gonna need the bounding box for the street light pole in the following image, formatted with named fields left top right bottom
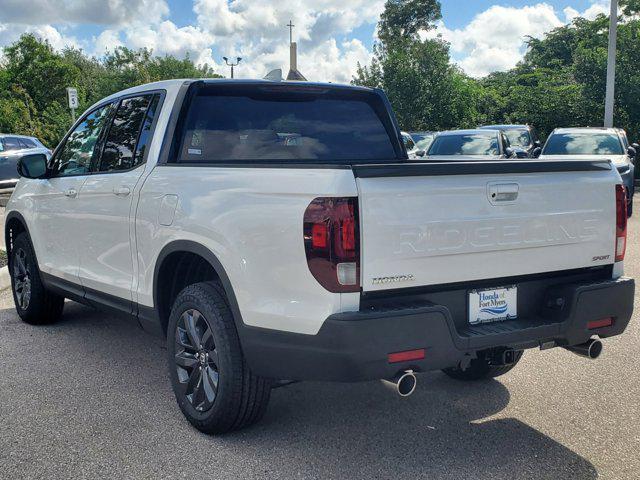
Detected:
left=604, top=0, right=618, bottom=127
left=223, top=56, right=242, bottom=79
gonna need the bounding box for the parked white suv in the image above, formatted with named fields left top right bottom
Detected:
left=6, top=80, right=635, bottom=434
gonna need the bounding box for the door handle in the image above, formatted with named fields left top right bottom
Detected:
left=113, top=186, right=131, bottom=197
left=64, top=188, right=78, bottom=198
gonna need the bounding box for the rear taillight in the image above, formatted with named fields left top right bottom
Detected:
left=615, top=184, right=628, bottom=262
left=303, top=197, right=360, bottom=293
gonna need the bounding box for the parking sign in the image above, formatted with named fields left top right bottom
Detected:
left=66, top=87, right=79, bottom=109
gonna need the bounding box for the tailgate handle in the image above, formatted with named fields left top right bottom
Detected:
left=488, top=183, right=519, bottom=203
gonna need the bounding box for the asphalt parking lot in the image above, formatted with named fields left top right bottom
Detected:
left=0, top=214, right=638, bottom=479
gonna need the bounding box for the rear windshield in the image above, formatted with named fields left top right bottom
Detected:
left=176, top=84, right=398, bottom=163
left=543, top=133, right=623, bottom=155
left=428, top=133, right=500, bottom=156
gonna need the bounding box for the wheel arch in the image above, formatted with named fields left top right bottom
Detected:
left=152, top=240, right=246, bottom=337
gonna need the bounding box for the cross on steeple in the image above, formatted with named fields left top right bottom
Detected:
left=287, top=20, right=295, bottom=45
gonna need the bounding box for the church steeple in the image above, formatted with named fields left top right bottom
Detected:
left=286, top=19, right=307, bottom=81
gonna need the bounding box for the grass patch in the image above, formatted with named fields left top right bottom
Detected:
left=0, top=250, right=7, bottom=269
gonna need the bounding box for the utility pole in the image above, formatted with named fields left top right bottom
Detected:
left=604, top=0, right=618, bottom=127
left=223, top=57, right=242, bottom=79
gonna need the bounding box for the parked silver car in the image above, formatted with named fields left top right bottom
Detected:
left=0, top=134, right=51, bottom=191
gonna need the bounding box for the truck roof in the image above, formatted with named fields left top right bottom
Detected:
left=88, top=79, right=377, bottom=118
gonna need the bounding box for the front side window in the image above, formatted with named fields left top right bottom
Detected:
left=413, top=133, right=435, bottom=151
left=428, top=133, right=500, bottom=156
left=176, top=85, right=397, bottom=163
left=402, top=134, right=416, bottom=151
left=543, top=133, right=624, bottom=155
left=98, top=94, right=156, bottom=172
left=51, top=103, right=114, bottom=176
left=504, top=129, right=531, bottom=147
left=18, top=138, right=37, bottom=149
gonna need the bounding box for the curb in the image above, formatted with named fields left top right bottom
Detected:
left=0, top=266, right=10, bottom=291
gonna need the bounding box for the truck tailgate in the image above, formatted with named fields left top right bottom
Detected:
left=355, top=161, right=617, bottom=292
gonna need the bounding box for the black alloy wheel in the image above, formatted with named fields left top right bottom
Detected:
left=174, top=309, right=220, bottom=412
left=12, top=247, right=32, bottom=310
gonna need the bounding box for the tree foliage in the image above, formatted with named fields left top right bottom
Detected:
left=0, top=34, right=221, bottom=147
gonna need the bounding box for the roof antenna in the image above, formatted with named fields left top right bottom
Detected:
left=263, top=68, right=283, bottom=82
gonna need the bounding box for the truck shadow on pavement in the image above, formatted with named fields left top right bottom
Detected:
left=245, top=377, right=598, bottom=479
left=1, top=300, right=598, bottom=480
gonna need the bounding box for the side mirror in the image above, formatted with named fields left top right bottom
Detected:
left=515, top=150, right=529, bottom=159
left=17, top=153, right=48, bottom=179
left=415, top=150, right=426, bottom=157
left=533, top=140, right=542, bottom=148
left=627, top=146, right=637, bottom=158
left=505, top=147, right=515, bottom=158
left=532, top=147, right=542, bottom=158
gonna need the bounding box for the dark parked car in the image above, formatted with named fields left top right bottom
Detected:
left=0, top=134, right=51, bottom=191
left=479, top=124, right=541, bottom=157
left=426, top=129, right=518, bottom=160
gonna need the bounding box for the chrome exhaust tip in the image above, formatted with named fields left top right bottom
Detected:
left=564, top=338, right=603, bottom=360
left=382, top=370, right=417, bottom=397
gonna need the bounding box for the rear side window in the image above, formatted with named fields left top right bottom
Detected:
left=3, top=137, right=21, bottom=151
left=176, top=85, right=397, bottom=163
left=98, top=94, right=158, bottom=172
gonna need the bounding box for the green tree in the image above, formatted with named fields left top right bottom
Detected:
left=354, top=0, right=484, bottom=130
left=0, top=34, right=222, bottom=147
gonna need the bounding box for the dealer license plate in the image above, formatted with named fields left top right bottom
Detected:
left=468, top=286, right=517, bottom=325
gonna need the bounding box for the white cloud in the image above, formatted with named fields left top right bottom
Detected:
left=189, top=0, right=385, bottom=81
left=427, top=1, right=615, bottom=78
left=426, top=3, right=564, bottom=77
left=0, top=22, right=82, bottom=52
left=0, top=0, right=170, bottom=26
left=0, top=0, right=616, bottom=81
left=564, top=1, right=609, bottom=22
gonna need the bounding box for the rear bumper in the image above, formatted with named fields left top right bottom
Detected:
left=241, top=277, right=635, bottom=382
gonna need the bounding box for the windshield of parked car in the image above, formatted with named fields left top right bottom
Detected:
left=411, top=132, right=436, bottom=151
left=428, top=133, right=500, bottom=156
left=543, top=133, right=624, bottom=155
left=177, top=84, right=398, bottom=163
left=504, top=129, right=531, bottom=147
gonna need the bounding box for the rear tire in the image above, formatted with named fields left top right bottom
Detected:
left=167, top=281, right=272, bottom=434
left=442, top=350, right=523, bottom=381
left=10, top=232, right=64, bottom=325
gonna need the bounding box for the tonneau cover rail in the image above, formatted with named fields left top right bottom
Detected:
left=352, top=160, right=612, bottom=178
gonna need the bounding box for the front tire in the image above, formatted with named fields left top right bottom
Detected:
left=167, top=282, right=271, bottom=434
left=442, top=350, right=523, bottom=381
left=10, top=232, right=64, bottom=325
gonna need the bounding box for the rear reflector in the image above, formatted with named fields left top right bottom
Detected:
left=615, top=184, right=628, bottom=262
left=388, top=349, right=425, bottom=364
left=587, top=317, right=614, bottom=330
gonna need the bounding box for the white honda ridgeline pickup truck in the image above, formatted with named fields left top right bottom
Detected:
left=6, top=80, right=635, bottom=434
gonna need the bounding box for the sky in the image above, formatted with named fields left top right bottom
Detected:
left=0, top=0, right=612, bottom=81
